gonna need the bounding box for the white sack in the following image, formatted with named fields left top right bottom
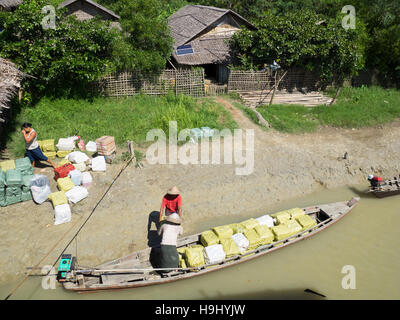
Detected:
left=54, top=203, right=71, bottom=225
left=66, top=151, right=89, bottom=164
left=90, top=156, right=106, bottom=172
left=255, top=214, right=275, bottom=228
left=203, top=244, right=226, bottom=264
left=65, top=186, right=88, bottom=204
left=231, top=233, right=249, bottom=253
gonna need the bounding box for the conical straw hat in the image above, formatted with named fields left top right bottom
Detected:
left=167, top=186, right=180, bottom=195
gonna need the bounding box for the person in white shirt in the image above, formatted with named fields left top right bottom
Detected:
left=21, top=123, right=56, bottom=168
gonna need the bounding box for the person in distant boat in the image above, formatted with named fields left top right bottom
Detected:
left=21, top=123, right=56, bottom=168
left=368, top=174, right=382, bottom=189
left=159, top=186, right=182, bottom=223
left=157, top=213, right=183, bottom=273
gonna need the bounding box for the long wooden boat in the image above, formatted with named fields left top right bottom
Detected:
left=61, top=197, right=359, bottom=293
left=369, top=176, right=400, bottom=198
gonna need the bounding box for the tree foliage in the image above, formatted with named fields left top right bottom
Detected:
left=231, top=10, right=367, bottom=84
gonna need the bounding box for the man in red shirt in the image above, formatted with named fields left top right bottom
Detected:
left=159, top=186, right=182, bottom=223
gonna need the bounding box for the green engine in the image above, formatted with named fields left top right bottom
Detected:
left=57, top=254, right=76, bottom=282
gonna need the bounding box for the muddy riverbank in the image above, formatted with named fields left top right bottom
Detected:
left=1, top=101, right=400, bottom=292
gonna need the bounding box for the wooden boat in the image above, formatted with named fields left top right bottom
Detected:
left=369, top=176, right=400, bottom=198
left=61, top=197, right=359, bottom=293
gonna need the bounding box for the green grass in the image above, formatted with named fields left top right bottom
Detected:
left=252, top=86, right=400, bottom=133
left=5, top=93, right=238, bottom=158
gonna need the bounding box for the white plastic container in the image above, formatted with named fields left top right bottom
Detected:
left=54, top=203, right=71, bottom=225
left=90, top=156, right=106, bottom=172
left=81, top=172, right=93, bottom=188
left=231, top=233, right=249, bottom=253
left=255, top=214, right=275, bottom=228
left=65, top=186, right=88, bottom=204
left=68, top=169, right=82, bottom=186
left=203, top=244, right=226, bottom=265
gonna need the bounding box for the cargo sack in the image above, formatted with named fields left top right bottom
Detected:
left=185, top=246, right=205, bottom=268
left=81, top=172, right=92, bottom=188
left=255, top=214, right=275, bottom=228
left=231, top=233, right=249, bottom=253
left=66, top=151, right=89, bottom=164
left=57, top=177, right=75, bottom=192
left=243, top=229, right=262, bottom=250
left=0, top=187, right=6, bottom=207
left=240, top=218, right=259, bottom=230
left=177, top=247, right=187, bottom=258
left=65, top=186, right=88, bottom=204
left=43, top=151, right=57, bottom=159
left=48, top=191, right=68, bottom=208
left=90, top=156, right=106, bottom=172
left=6, top=169, right=22, bottom=186
left=30, top=175, right=51, bottom=204
left=200, top=230, right=220, bottom=247
left=0, top=170, right=5, bottom=188
left=56, top=138, right=75, bottom=151
left=56, top=150, right=71, bottom=158
left=179, top=256, right=187, bottom=269
left=73, top=162, right=86, bottom=172
left=5, top=186, right=22, bottom=205
left=38, top=139, right=55, bottom=152
left=212, top=225, right=233, bottom=240
left=285, top=219, right=302, bottom=236
left=296, top=215, right=317, bottom=231
left=21, top=174, right=34, bottom=187
left=68, top=170, right=82, bottom=186
left=85, top=141, right=97, bottom=152
left=54, top=203, right=71, bottom=225
left=0, top=160, right=16, bottom=172
left=54, top=163, right=75, bottom=180
left=271, top=224, right=292, bottom=241
left=15, top=157, right=33, bottom=175
left=287, top=208, right=305, bottom=219
left=220, top=238, right=240, bottom=257
left=254, top=225, right=274, bottom=245
left=203, top=244, right=226, bottom=264
left=95, top=136, right=116, bottom=156
left=272, top=211, right=291, bottom=225
left=229, top=223, right=246, bottom=234
left=21, top=189, right=32, bottom=202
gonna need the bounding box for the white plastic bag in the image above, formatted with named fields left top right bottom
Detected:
left=54, top=203, right=71, bottom=225
left=68, top=170, right=82, bottom=186
left=65, top=186, right=88, bottom=204
left=81, top=172, right=92, bottom=188
left=255, top=214, right=275, bottom=228
left=90, top=156, right=106, bottom=172
left=30, top=174, right=51, bottom=204
left=203, top=244, right=226, bottom=264
left=56, top=138, right=75, bottom=151
left=231, top=233, right=249, bottom=253
left=66, top=151, right=89, bottom=164
left=85, top=141, right=97, bottom=152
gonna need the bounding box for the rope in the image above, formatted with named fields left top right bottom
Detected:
left=4, top=154, right=136, bottom=300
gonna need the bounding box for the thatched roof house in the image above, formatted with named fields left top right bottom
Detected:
left=168, top=5, right=256, bottom=83
left=0, top=58, right=26, bottom=123
left=58, top=0, right=121, bottom=29
left=0, top=0, right=23, bottom=11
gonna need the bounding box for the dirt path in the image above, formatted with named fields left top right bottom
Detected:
left=1, top=97, right=400, bottom=290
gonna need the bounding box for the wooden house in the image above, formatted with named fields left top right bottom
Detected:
left=168, top=5, right=256, bottom=83
left=58, top=0, right=121, bottom=30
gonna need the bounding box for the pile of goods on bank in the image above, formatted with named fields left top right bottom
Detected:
left=178, top=208, right=317, bottom=268
left=0, top=136, right=117, bottom=226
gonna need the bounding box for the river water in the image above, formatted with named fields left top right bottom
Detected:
left=1, top=185, right=399, bottom=300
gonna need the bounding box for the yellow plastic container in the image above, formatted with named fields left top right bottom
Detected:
left=254, top=225, right=274, bottom=245
left=212, top=225, right=233, bottom=240
left=48, top=191, right=68, bottom=207
left=57, top=177, right=75, bottom=192
left=0, top=160, right=16, bottom=172
left=200, top=230, right=220, bottom=247
left=240, top=218, right=259, bottom=230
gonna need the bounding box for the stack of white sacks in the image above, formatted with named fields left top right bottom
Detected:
left=53, top=151, right=97, bottom=226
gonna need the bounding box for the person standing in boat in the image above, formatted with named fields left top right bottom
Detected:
left=21, top=123, right=56, bottom=168
left=368, top=174, right=383, bottom=189
left=157, top=213, right=183, bottom=273
left=159, top=186, right=182, bottom=223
